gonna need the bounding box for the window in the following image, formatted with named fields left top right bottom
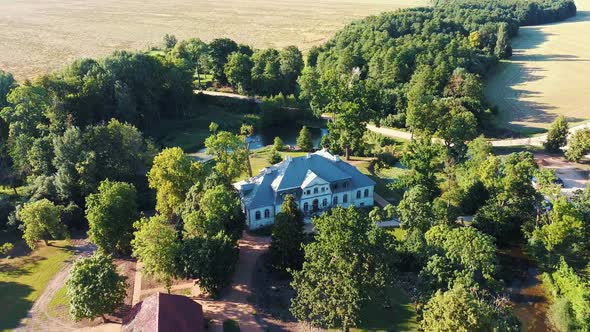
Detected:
left=321, top=187, right=325, bottom=192
left=343, top=194, right=348, bottom=203
left=364, top=189, right=369, bottom=198
left=343, top=182, right=347, bottom=188
left=314, top=188, right=318, bottom=194
left=360, top=203, right=365, bottom=207
left=304, top=202, right=309, bottom=211
left=264, top=209, right=270, bottom=218
left=356, top=190, right=361, bottom=199
left=334, top=184, right=338, bottom=190
left=333, top=196, right=338, bottom=205
left=323, top=198, right=328, bottom=207
left=306, top=190, right=311, bottom=195
left=255, top=211, right=261, bottom=220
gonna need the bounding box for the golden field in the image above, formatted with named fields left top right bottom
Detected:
left=0, top=0, right=426, bottom=80
left=485, top=0, right=590, bottom=134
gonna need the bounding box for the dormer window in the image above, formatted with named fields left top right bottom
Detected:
left=343, top=182, right=347, bottom=189
left=314, top=188, right=318, bottom=194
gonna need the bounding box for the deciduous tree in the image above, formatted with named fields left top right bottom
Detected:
left=147, top=147, right=203, bottom=217
left=132, top=214, right=180, bottom=292
left=67, top=253, right=126, bottom=321
left=18, top=199, right=66, bottom=249
left=270, top=195, right=305, bottom=273
left=86, top=180, right=138, bottom=255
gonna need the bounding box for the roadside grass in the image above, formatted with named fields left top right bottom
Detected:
left=0, top=240, right=73, bottom=330
left=47, top=285, right=69, bottom=320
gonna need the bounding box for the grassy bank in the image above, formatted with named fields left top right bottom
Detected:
left=0, top=240, right=73, bottom=330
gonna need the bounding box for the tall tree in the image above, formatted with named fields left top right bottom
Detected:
left=290, top=207, right=396, bottom=330
left=270, top=195, right=305, bottom=273
left=279, top=46, right=304, bottom=94
left=147, top=147, right=203, bottom=217
left=86, top=180, right=138, bottom=256
left=18, top=199, right=66, bottom=249
left=565, top=128, right=590, bottom=162
left=132, top=214, right=180, bottom=292
left=205, top=130, right=247, bottom=184
left=296, top=126, right=313, bottom=152
left=178, top=232, right=238, bottom=297
left=544, top=115, right=569, bottom=153
left=67, top=253, right=126, bottom=322
left=397, top=184, right=435, bottom=232
left=224, top=52, right=253, bottom=92
left=208, top=38, right=239, bottom=84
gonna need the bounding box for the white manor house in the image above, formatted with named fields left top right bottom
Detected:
left=233, top=149, right=375, bottom=229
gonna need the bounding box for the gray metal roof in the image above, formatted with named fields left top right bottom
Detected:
left=234, top=150, right=375, bottom=209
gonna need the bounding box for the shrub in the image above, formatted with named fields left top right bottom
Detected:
left=223, top=319, right=240, bottom=332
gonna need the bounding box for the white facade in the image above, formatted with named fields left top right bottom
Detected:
left=234, top=150, right=376, bottom=230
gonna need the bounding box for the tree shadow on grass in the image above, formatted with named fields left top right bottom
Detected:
left=0, top=255, right=45, bottom=277
left=0, top=282, right=34, bottom=331
left=356, top=286, right=417, bottom=332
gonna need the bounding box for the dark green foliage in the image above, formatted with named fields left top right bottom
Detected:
left=544, top=116, right=569, bottom=153
left=290, top=207, right=397, bottom=330
left=296, top=126, right=313, bottom=152
left=209, top=38, right=239, bottom=85
left=86, top=180, right=139, bottom=256
left=178, top=232, right=238, bottom=297
left=267, top=148, right=283, bottom=165
left=270, top=195, right=305, bottom=273
left=67, top=252, right=126, bottom=321
left=223, top=319, right=241, bottom=332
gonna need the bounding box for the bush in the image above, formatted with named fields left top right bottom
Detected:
left=548, top=297, right=575, bottom=332
left=223, top=319, right=240, bottom=332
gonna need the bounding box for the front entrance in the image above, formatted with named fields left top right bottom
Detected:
left=312, top=199, right=319, bottom=212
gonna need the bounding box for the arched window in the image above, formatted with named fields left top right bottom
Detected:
left=323, top=198, right=328, bottom=207
left=364, top=189, right=369, bottom=198
left=333, top=196, right=338, bottom=205
left=255, top=211, right=261, bottom=220
left=343, top=194, right=348, bottom=203
left=264, top=209, right=270, bottom=218
left=314, top=187, right=318, bottom=194
left=356, top=190, right=361, bottom=199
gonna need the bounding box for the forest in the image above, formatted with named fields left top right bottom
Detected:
left=0, top=0, right=587, bottom=330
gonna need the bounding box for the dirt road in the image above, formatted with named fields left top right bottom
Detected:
left=14, top=239, right=97, bottom=332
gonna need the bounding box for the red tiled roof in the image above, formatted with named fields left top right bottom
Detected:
left=122, top=292, right=204, bottom=332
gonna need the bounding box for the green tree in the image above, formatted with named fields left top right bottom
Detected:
left=208, top=38, right=239, bottom=84
left=251, top=48, right=282, bottom=96
left=290, top=207, right=396, bottom=330
left=270, top=195, right=305, bottom=273
left=224, top=52, right=253, bottom=92
left=205, top=130, right=248, bottom=184
left=132, top=214, right=180, bottom=292
left=273, top=136, right=285, bottom=151
left=279, top=46, right=304, bottom=94
left=397, top=184, right=435, bottom=232
left=421, top=286, right=519, bottom=332
left=18, top=199, right=66, bottom=249
left=0, top=69, right=15, bottom=108
left=422, top=225, right=498, bottom=291
left=267, top=148, right=283, bottom=165
left=297, top=126, right=313, bottom=152
left=86, top=180, right=138, bottom=256
left=545, top=116, right=569, bottom=153
left=565, top=128, right=590, bottom=162
left=147, top=147, right=203, bottom=217
left=198, top=185, right=244, bottom=240
left=178, top=232, right=238, bottom=297
left=67, top=252, right=126, bottom=321
left=494, top=23, right=512, bottom=59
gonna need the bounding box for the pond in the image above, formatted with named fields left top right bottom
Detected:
left=248, top=125, right=328, bottom=150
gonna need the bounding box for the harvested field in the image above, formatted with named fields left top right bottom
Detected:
left=0, top=0, right=426, bottom=80
left=485, top=0, right=590, bottom=135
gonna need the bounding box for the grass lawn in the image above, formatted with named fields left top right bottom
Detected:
left=0, top=240, right=73, bottom=330
left=327, top=285, right=418, bottom=332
